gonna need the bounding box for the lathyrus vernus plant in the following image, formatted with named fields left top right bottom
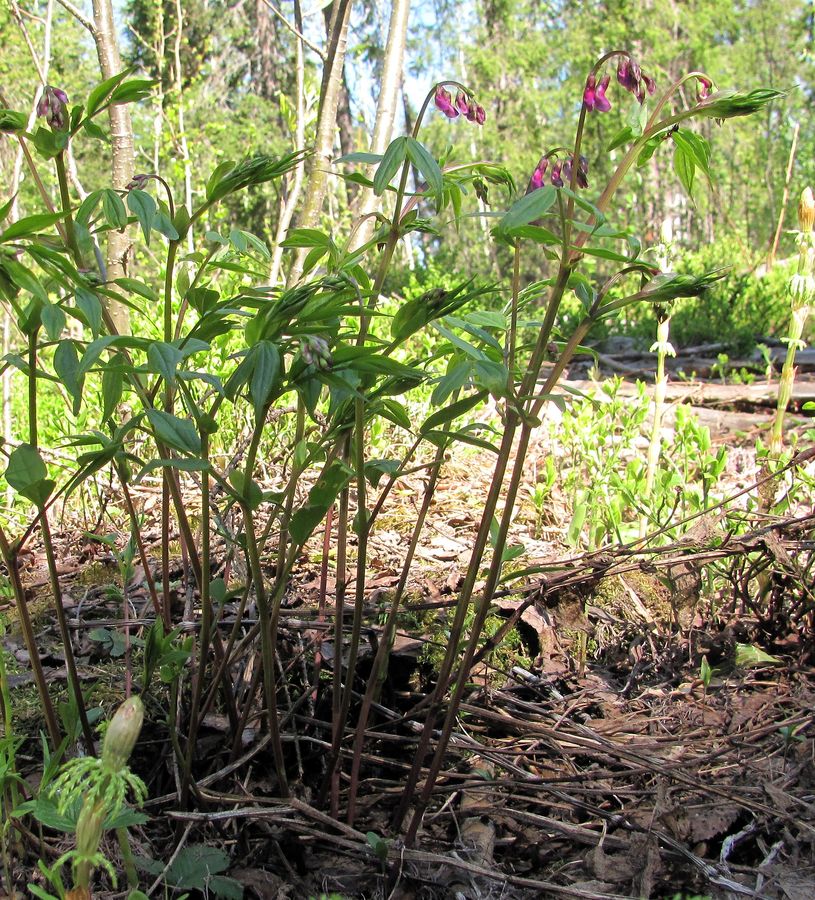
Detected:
left=381, top=53, right=780, bottom=842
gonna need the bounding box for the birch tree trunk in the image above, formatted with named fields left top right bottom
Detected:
left=269, top=0, right=308, bottom=286
left=91, top=0, right=135, bottom=333
left=287, top=0, right=352, bottom=286
left=348, top=0, right=410, bottom=252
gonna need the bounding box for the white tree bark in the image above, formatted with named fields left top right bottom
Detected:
left=349, top=0, right=411, bottom=252
left=287, top=0, right=352, bottom=286
left=90, top=0, right=135, bottom=333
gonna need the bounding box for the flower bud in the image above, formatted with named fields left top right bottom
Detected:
left=102, top=696, right=144, bottom=772
left=798, top=187, right=814, bottom=234
left=127, top=173, right=151, bottom=191
left=455, top=91, right=469, bottom=116
left=37, top=85, right=69, bottom=130
left=696, top=76, right=713, bottom=102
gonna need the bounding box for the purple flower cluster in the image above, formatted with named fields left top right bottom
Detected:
left=616, top=57, right=656, bottom=104
left=529, top=154, right=588, bottom=191
left=434, top=86, right=486, bottom=125
left=302, top=336, right=332, bottom=370
left=36, top=85, right=69, bottom=130
left=583, top=55, right=656, bottom=113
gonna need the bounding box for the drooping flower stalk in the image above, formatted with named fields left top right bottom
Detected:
left=768, top=186, right=815, bottom=458
left=639, top=303, right=675, bottom=539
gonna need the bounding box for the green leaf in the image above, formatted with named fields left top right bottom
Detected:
left=377, top=398, right=412, bottom=431
left=568, top=501, right=587, bottom=546
left=146, top=409, right=201, bottom=455
left=672, top=130, right=711, bottom=174
left=208, top=876, right=244, bottom=900
left=164, top=844, right=230, bottom=887
left=673, top=143, right=696, bottom=198
left=27, top=796, right=76, bottom=832
left=85, top=70, right=131, bottom=118
left=75, top=190, right=103, bottom=226
left=75, top=287, right=103, bottom=337
left=335, top=151, right=383, bottom=165
left=127, top=189, right=156, bottom=243
left=0, top=212, right=64, bottom=242
left=249, top=341, right=280, bottom=412
left=0, top=108, right=27, bottom=134
left=497, top=186, right=557, bottom=231
left=41, top=302, right=66, bottom=341
left=734, top=643, right=782, bottom=668
left=205, top=160, right=237, bottom=200
left=154, top=211, right=180, bottom=241
left=107, top=78, right=155, bottom=107
left=473, top=359, right=508, bottom=397
left=101, top=188, right=128, bottom=230
left=421, top=391, right=487, bottom=433
left=373, top=135, right=408, bottom=196
left=54, top=341, right=85, bottom=414
left=101, top=365, right=124, bottom=420
left=4, top=258, right=46, bottom=302
left=279, top=228, right=332, bottom=249
left=4, top=443, right=54, bottom=506
left=147, top=341, right=183, bottom=387
left=0, top=195, right=14, bottom=222
left=290, top=461, right=352, bottom=544
left=114, top=277, right=157, bottom=303
left=82, top=118, right=109, bottom=142
left=405, top=138, right=444, bottom=197
left=607, top=125, right=635, bottom=152
left=364, top=458, right=400, bottom=488
left=29, top=126, right=68, bottom=159
left=228, top=471, right=264, bottom=510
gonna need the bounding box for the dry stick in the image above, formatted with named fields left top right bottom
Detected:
left=327, top=474, right=351, bottom=815
left=179, top=430, right=211, bottom=808
left=346, top=438, right=448, bottom=825
left=391, top=262, right=574, bottom=835
left=767, top=121, right=800, bottom=268
left=0, top=526, right=62, bottom=748
left=118, top=469, right=163, bottom=622
left=28, top=325, right=95, bottom=755
left=404, top=319, right=594, bottom=844
left=639, top=306, right=671, bottom=539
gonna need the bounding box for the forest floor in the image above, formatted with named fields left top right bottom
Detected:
left=4, top=351, right=815, bottom=899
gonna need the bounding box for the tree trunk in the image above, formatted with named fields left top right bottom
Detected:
left=287, top=0, right=352, bottom=286
left=348, top=0, right=411, bottom=251
left=336, top=68, right=356, bottom=204
left=91, top=0, right=135, bottom=333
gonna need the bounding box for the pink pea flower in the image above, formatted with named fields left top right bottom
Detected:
left=584, top=74, right=611, bottom=112
left=696, top=75, right=713, bottom=101
left=434, top=86, right=458, bottom=118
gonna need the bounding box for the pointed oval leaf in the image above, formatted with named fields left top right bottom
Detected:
left=405, top=138, right=443, bottom=197
left=373, top=136, right=408, bottom=196
left=127, top=189, right=156, bottom=243
left=147, top=341, right=183, bottom=387
left=146, top=409, right=201, bottom=455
